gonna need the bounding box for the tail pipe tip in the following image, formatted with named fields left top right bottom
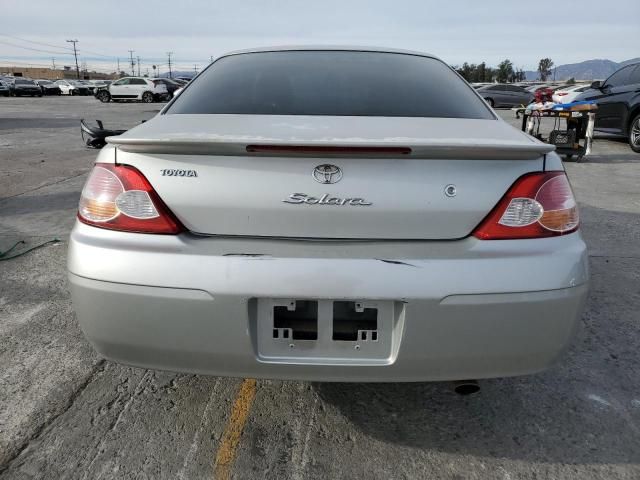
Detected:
left=452, top=380, right=480, bottom=396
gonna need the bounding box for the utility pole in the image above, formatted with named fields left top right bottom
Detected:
left=166, top=52, right=173, bottom=78
left=117, top=58, right=120, bottom=75
left=137, top=56, right=141, bottom=76
left=194, top=64, right=198, bottom=74
left=128, top=50, right=135, bottom=76
left=51, top=58, right=56, bottom=70
left=66, top=39, right=80, bottom=79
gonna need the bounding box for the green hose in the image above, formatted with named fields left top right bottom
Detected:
left=0, top=238, right=61, bottom=261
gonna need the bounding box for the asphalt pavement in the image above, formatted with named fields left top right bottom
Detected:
left=0, top=96, right=639, bottom=479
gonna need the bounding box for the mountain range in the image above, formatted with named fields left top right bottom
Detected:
left=524, top=58, right=640, bottom=81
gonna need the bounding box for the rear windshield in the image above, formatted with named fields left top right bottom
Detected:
left=16, top=79, right=35, bottom=85
left=167, top=51, right=494, bottom=119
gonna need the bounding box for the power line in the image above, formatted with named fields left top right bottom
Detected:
left=0, top=39, right=73, bottom=56
left=0, top=33, right=123, bottom=60
left=66, top=39, right=80, bottom=79
left=78, top=48, right=118, bottom=59
left=0, top=33, right=73, bottom=52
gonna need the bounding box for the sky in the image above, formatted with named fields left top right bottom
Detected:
left=1, top=0, right=638, bottom=74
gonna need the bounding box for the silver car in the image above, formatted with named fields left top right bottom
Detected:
left=477, top=84, right=535, bottom=108
left=68, top=47, right=588, bottom=382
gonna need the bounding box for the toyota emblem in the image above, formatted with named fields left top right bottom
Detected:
left=312, top=164, right=343, bottom=184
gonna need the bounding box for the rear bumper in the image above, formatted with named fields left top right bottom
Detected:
left=68, top=222, right=589, bottom=381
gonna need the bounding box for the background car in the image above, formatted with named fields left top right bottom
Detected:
left=0, top=79, right=10, bottom=97
left=476, top=84, right=534, bottom=107
left=576, top=62, right=640, bottom=153
left=525, top=83, right=546, bottom=92
left=152, top=78, right=183, bottom=98
left=551, top=84, right=589, bottom=104
left=90, top=80, right=110, bottom=91
left=69, top=80, right=91, bottom=95
left=11, top=78, right=42, bottom=97
left=54, top=79, right=78, bottom=95
left=75, top=80, right=96, bottom=94
left=35, top=79, right=62, bottom=95
left=529, top=84, right=568, bottom=103
left=95, top=77, right=168, bottom=103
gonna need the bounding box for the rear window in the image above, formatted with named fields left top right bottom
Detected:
left=16, top=79, right=35, bottom=85
left=167, top=51, right=494, bottom=119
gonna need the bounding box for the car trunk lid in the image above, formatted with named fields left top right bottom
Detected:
left=110, top=114, right=550, bottom=240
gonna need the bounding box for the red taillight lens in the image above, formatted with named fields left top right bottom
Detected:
left=78, top=163, right=184, bottom=234
left=557, top=92, right=568, bottom=96
left=246, top=145, right=412, bottom=155
left=473, top=171, right=579, bottom=240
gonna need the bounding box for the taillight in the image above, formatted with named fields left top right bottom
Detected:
left=473, top=171, right=579, bottom=240
left=78, top=163, right=184, bottom=234
left=557, top=92, right=568, bottom=96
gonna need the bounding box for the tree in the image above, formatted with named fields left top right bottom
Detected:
left=514, top=68, right=526, bottom=82
left=453, top=61, right=495, bottom=83
left=496, top=59, right=514, bottom=83
left=477, top=62, right=487, bottom=82
left=455, top=62, right=474, bottom=82
left=565, top=77, right=576, bottom=85
left=537, top=58, right=554, bottom=81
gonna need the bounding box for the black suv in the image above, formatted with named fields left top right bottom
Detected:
left=576, top=62, right=640, bottom=153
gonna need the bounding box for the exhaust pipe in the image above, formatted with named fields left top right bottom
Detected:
left=452, top=379, right=480, bottom=395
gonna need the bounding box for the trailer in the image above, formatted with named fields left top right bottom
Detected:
left=516, top=102, right=597, bottom=162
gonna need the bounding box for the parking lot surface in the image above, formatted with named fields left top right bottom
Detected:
left=1, top=96, right=639, bottom=479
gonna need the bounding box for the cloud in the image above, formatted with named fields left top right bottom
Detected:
left=2, top=0, right=638, bottom=72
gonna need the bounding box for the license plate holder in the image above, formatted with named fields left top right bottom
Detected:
left=255, top=298, right=402, bottom=365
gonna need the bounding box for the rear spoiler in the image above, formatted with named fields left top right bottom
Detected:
left=108, top=137, right=554, bottom=160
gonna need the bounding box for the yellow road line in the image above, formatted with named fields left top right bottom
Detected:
left=213, top=378, right=257, bottom=480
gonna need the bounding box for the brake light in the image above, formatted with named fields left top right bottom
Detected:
left=246, top=145, right=412, bottom=155
left=78, top=163, right=184, bottom=234
left=473, top=171, right=579, bottom=240
left=557, top=92, right=568, bottom=96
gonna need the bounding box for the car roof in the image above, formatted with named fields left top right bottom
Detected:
left=223, top=45, right=439, bottom=60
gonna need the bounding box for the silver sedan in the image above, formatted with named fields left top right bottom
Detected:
left=68, top=47, right=588, bottom=382
left=477, top=84, right=535, bottom=108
